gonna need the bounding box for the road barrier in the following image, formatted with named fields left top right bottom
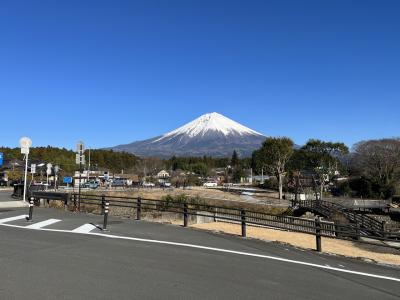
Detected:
left=103, top=201, right=109, bottom=231
left=27, top=192, right=400, bottom=252
left=27, top=197, right=34, bottom=222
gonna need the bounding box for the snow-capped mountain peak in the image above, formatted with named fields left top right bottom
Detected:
left=154, top=112, right=262, bottom=141
left=112, top=112, right=266, bottom=157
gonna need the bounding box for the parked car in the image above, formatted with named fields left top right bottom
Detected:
left=84, top=181, right=99, bottom=189
left=142, top=182, right=155, bottom=187
left=203, top=181, right=218, bottom=187
left=111, top=179, right=126, bottom=187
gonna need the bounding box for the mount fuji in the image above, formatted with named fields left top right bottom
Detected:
left=112, top=112, right=266, bottom=157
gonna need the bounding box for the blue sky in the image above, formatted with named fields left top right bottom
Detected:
left=0, top=0, right=399, bottom=150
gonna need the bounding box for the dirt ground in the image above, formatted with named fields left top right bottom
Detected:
left=99, top=187, right=289, bottom=206
left=191, top=222, right=400, bottom=266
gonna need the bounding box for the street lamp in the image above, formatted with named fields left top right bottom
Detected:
left=19, top=137, right=32, bottom=202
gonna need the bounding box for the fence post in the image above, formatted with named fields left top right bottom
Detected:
left=27, top=197, right=34, bottom=222
left=315, top=216, right=322, bottom=252
left=137, top=197, right=142, bottom=220
left=183, top=202, right=188, bottom=227
left=241, top=209, right=246, bottom=237
left=103, top=201, right=109, bottom=231
left=355, top=222, right=360, bottom=240
left=73, top=194, right=77, bottom=210
left=382, top=221, right=387, bottom=238
left=101, top=195, right=105, bottom=215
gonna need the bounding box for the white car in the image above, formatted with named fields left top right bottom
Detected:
left=203, top=182, right=218, bottom=187
left=142, top=182, right=155, bottom=187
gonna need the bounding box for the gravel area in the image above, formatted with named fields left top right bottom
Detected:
left=191, top=222, right=400, bottom=266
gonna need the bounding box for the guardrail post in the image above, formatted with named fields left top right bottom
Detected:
left=101, top=195, right=105, bottom=215
left=241, top=209, right=246, bottom=237
left=137, top=197, right=142, bottom=220
left=27, top=197, right=34, bottom=222
left=103, top=201, right=109, bottom=231
left=183, top=202, right=188, bottom=227
left=355, top=222, right=361, bottom=240
left=315, top=216, right=322, bottom=252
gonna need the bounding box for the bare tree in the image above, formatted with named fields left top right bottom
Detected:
left=352, top=138, right=400, bottom=186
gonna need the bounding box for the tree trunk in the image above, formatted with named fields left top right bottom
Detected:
left=278, top=173, right=283, bottom=200
left=320, top=177, right=324, bottom=200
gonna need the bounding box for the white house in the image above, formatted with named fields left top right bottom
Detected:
left=157, top=170, right=170, bottom=179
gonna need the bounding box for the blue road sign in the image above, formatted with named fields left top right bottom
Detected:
left=63, top=177, right=73, bottom=184
left=0, top=153, right=3, bottom=166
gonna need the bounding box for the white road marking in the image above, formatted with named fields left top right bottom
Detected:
left=25, top=219, right=61, bottom=229
left=0, top=215, right=28, bottom=224
left=0, top=221, right=399, bottom=283
left=72, top=223, right=97, bottom=233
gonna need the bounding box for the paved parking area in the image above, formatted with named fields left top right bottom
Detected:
left=0, top=207, right=399, bottom=299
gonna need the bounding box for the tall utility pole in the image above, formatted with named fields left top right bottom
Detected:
left=76, top=141, right=85, bottom=210
left=87, top=147, right=91, bottom=182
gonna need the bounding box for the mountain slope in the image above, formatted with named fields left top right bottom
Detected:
left=112, top=112, right=266, bottom=157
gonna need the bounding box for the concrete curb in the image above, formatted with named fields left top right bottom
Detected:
left=0, top=201, right=29, bottom=208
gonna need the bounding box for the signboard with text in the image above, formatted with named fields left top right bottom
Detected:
left=63, top=177, right=73, bottom=184
left=0, top=153, right=3, bottom=166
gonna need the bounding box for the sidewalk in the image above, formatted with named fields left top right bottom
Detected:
left=0, top=190, right=28, bottom=208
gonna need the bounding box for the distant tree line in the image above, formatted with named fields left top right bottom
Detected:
left=251, top=137, right=400, bottom=200
left=2, top=137, right=399, bottom=200
left=0, top=147, right=139, bottom=174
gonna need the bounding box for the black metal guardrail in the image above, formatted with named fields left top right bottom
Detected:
left=12, top=184, right=47, bottom=199
left=28, top=192, right=400, bottom=252
left=31, top=191, right=70, bottom=205
left=293, top=200, right=391, bottom=236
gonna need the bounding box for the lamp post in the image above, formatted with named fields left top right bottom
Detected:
left=19, top=137, right=32, bottom=202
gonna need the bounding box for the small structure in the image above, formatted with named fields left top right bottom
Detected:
left=157, top=170, right=170, bottom=179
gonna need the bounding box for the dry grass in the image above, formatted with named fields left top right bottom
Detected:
left=191, top=222, right=400, bottom=266
left=83, top=188, right=290, bottom=215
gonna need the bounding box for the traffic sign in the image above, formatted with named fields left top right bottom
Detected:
left=63, top=177, right=73, bottom=184
left=46, top=163, right=52, bottom=175
left=0, top=153, right=3, bottom=166
left=31, top=164, right=36, bottom=174
left=20, top=137, right=32, bottom=154
left=76, top=141, right=85, bottom=153
left=76, top=154, right=85, bottom=165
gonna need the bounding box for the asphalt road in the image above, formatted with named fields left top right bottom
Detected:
left=0, top=207, right=399, bottom=299
left=0, top=189, right=15, bottom=202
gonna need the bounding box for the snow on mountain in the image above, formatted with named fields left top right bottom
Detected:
left=111, top=112, right=266, bottom=157
left=154, top=112, right=262, bottom=142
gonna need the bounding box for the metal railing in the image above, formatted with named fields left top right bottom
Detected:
left=294, top=200, right=388, bottom=236
left=29, top=192, right=400, bottom=252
